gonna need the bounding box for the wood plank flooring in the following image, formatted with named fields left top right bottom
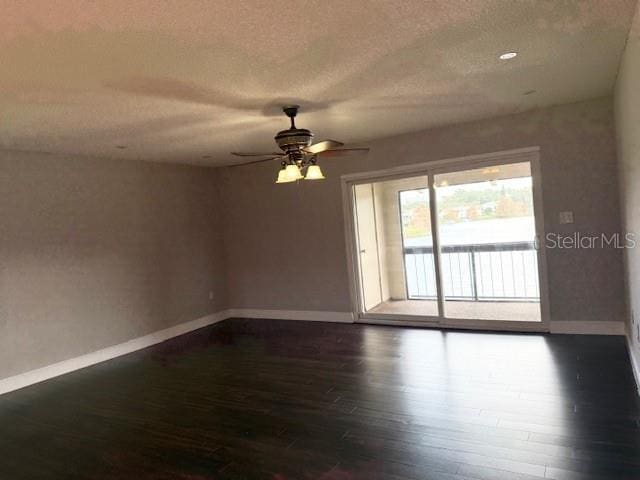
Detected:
left=1, top=318, right=639, bottom=479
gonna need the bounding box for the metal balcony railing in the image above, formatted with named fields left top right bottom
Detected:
left=404, top=241, right=540, bottom=302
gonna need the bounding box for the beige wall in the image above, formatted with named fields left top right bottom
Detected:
left=0, top=95, right=627, bottom=382
left=222, top=97, right=625, bottom=325
left=0, top=151, right=227, bottom=379
left=615, top=4, right=640, bottom=366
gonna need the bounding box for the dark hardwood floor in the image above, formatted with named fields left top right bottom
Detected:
left=1, top=318, right=639, bottom=479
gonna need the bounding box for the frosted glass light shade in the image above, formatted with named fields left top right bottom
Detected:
left=275, top=167, right=294, bottom=183
left=305, top=164, right=325, bottom=180
left=285, top=164, right=303, bottom=180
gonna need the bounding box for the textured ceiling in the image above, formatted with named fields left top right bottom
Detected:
left=0, top=0, right=636, bottom=166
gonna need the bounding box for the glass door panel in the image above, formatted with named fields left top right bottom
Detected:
left=399, top=188, right=438, bottom=312
left=354, top=183, right=383, bottom=311
left=353, top=176, right=439, bottom=318
left=434, top=161, right=541, bottom=322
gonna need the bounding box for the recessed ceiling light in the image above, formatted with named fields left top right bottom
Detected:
left=499, top=52, right=518, bottom=60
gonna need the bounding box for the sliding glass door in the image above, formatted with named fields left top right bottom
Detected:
left=349, top=151, right=546, bottom=329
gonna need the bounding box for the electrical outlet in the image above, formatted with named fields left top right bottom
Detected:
left=209, top=291, right=214, bottom=300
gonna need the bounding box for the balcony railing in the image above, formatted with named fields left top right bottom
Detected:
left=404, top=241, right=540, bottom=302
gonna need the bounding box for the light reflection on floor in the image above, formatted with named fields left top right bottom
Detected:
left=363, top=326, right=565, bottom=443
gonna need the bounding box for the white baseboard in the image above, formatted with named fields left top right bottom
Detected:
left=549, top=321, right=625, bottom=335
left=227, top=308, right=354, bottom=323
left=627, top=338, right=640, bottom=397
left=0, top=310, right=231, bottom=396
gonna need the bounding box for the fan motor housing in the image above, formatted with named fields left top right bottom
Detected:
left=274, top=127, right=314, bottom=153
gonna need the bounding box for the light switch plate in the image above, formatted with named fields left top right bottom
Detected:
left=559, top=211, right=574, bottom=224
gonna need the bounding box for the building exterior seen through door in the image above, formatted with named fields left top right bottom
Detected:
left=350, top=155, right=544, bottom=327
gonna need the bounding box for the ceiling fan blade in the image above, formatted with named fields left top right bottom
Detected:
left=231, top=152, right=285, bottom=157
left=317, top=148, right=370, bottom=158
left=230, top=156, right=283, bottom=167
left=304, top=139, right=344, bottom=155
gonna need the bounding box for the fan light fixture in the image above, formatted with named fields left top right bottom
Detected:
left=285, top=164, right=303, bottom=180
left=275, top=162, right=305, bottom=183
left=275, top=165, right=293, bottom=184
left=499, top=52, right=518, bottom=60
left=231, top=105, right=370, bottom=184
left=305, top=164, right=325, bottom=180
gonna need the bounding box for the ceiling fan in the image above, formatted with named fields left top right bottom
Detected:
left=231, top=105, right=369, bottom=183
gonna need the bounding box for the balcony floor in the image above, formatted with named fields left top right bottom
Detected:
left=369, top=299, right=541, bottom=322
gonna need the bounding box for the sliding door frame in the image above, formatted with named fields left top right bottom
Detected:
left=341, top=146, right=550, bottom=333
